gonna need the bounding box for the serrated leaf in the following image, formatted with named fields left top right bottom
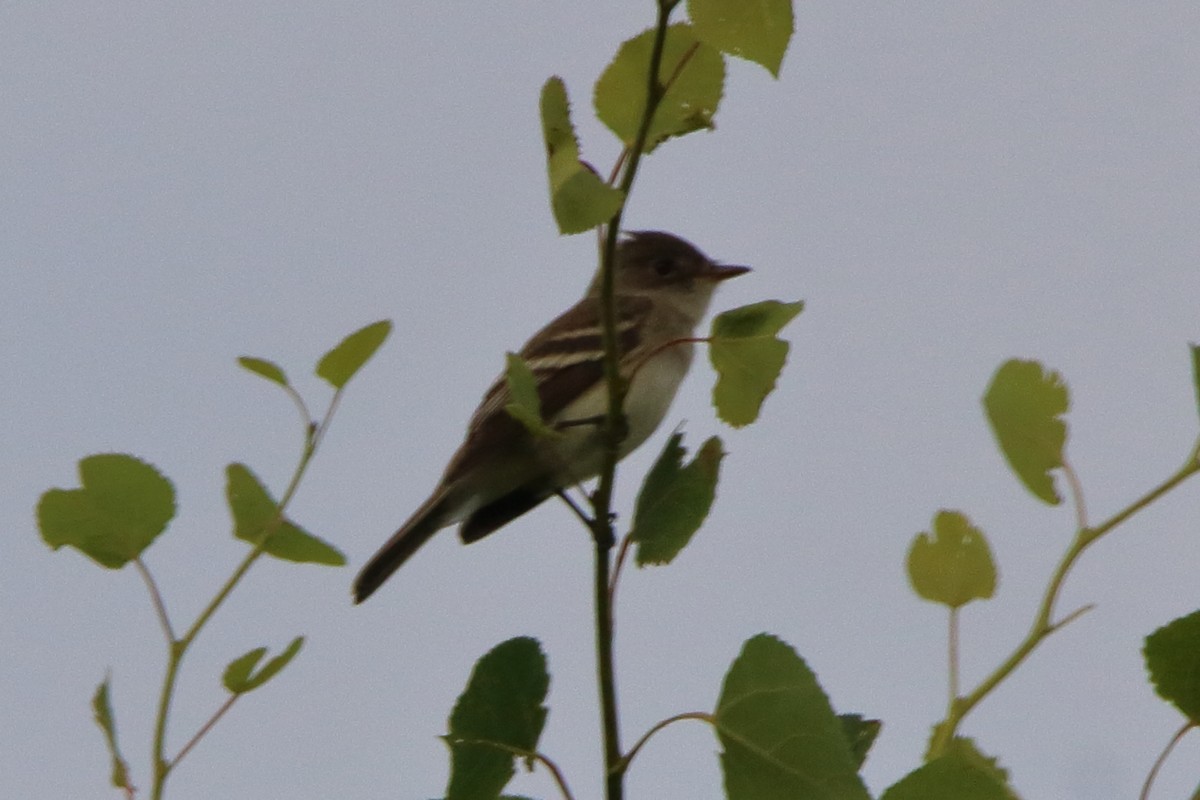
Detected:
left=715, top=634, right=870, bottom=800
left=983, top=359, right=1069, bottom=505
left=713, top=300, right=804, bottom=339
left=709, top=301, right=804, bottom=428
left=943, top=738, right=1019, bottom=798
left=225, top=464, right=346, bottom=566
left=445, top=637, right=549, bottom=800
left=38, top=454, right=175, bottom=569
left=92, top=677, right=131, bottom=790
left=223, top=636, right=305, bottom=694
left=594, top=24, right=725, bottom=153
left=838, top=714, right=882, bottom=770
left=315, top=319, right=391, bottom=389
left=906, top=510, right=997, bottom=609
left=1145, top=609, right=1200, bottom=723
left=631, top=432, right=723, bottom=566
left=881, top=740, right=1016, bottom=800
left=503, top=352, right=559, bottom=439
left=237, top=356, right=289, bottom=387
left=688, top=0, right=794, bottom=77
left=540, top=77, right=624, bottom=234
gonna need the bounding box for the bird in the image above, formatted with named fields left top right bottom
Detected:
left=353, top=231, right=749, bottom=602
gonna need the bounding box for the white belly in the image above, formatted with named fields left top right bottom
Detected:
left=543, top=343, right=694, bottom=483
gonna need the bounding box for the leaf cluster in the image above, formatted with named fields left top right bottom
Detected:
left=540, top=0, right=793, bottom=235
left=444, top=346, right=1200, bottom=800
left=38, top=321, right=390, bottom=798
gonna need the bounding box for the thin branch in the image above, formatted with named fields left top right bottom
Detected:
left=281, top=383, right=314, bottom=436
left=1048, top=603, right=1095, bottom=634
left=928, top=447, right=1200, bottom=757
left=171, top=694, right=240, bottom=768
left=1062, top=457, right=1089, bottom=531
left=606, top=151, right=628, bottom=186
left=556, top=489, right=593, bottom=528
left=179, top=398, right=331, bottom=650
left=134, top=558, right=175, bottom=643
left=447, top=738, right=576, bottom=800
left=310, top=387, right=344, bottom=451
left=1140, top=721, right=1194, bottom=800
left=150, top=390, right=341, bottom=798
left=1078, top=449, right=1200, bottom=548
left=659, top=41, right=700, bottom=94
left=626, top=336, right=707, bottom=385
left=620, top=711, right=713, bottom=771
left=534, top=751, right=577, bottom=800
left=609, top=533, right=634, bottom=605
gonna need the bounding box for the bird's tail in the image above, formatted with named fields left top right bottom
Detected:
left=353, top=492, right=451, bottom=603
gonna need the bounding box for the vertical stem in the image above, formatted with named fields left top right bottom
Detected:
left=150, top=644, right=181, bottom=800
left=588, top=4, right=676, bottom=800
left=594, top=538, right=622, bottom=800
left=947, top=606, right=960, bottom=705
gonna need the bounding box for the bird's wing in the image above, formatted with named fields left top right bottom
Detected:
left=440, top=295, right=650, bottom=485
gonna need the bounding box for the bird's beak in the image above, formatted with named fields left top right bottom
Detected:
left=702, top=262, right=752, bottom=282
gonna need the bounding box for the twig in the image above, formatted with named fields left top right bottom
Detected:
left=172, top=694, right=240, bottom=768
left=620, top=711, right=712, bottom=771
left=1140, top=721, right=1194, bottom=800
left=928, top=447, right=1200, bottom=757
left=135, top=558, right=175, bottom=643
left=447, top=737, right=577, bottom=800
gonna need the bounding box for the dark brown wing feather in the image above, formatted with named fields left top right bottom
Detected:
left=460, top=486, right=551, bottom=544
left=441, top=295, right=648, bottom=486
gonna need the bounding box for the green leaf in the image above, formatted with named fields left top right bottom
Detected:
left=594, top=24, right=725, bottom=153
left=1190, top=343, right=1200, bottom=425
left=503, top=352, right=559, bottom=438
left=715, top=633, right=870, bottom=800
left=315, top=319, right=391, bottom=389
left=631, top=432, right=724, bottom=566
left=92, top=677, right=131, bottom=790
left=445, top=637, right=549, bottom=800
left=1144, top=609, right=1200, bottom=723
left=709, top=300, right=804, bottom=427
left=688, top=0, right=794, bottom=77
left=712, top=300, right=804, bottom=339
left=838, top=714, right=882, bottom=770
left=540, top=76, right=625, bottom=234
left=881, top=739, right=1016, bottom=800
left=906, top=510, right=997, bottom=608
left=982, top=359, right=1069, bottom=505
left=225, top=464, right=346, bottom=566
left=223, top=636, right=305, bottom=694
left=38, top=454, right=175, bottom=569
left=237, top=356, right=289, bottom=387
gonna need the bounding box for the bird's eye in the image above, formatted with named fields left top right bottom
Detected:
left=652, top=257, right=676, bottom=277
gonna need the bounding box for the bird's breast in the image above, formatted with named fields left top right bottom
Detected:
left=620, top=341, right=694, bottom=456
left=541, top=341, right=694, bottom=485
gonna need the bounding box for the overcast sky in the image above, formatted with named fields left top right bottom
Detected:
left=5, top=3, right=1200, bottom=799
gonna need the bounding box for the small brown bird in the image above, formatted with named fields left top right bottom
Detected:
left=353, top=231, right=748, bottom=602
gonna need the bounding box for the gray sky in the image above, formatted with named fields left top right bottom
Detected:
left=4, top=3, right=1200, bottom=798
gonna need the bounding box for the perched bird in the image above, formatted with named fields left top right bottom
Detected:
left=353, top=231, right=748, bottom=602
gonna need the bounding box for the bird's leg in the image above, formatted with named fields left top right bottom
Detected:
left=556, top=414, right=606, bottom=430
